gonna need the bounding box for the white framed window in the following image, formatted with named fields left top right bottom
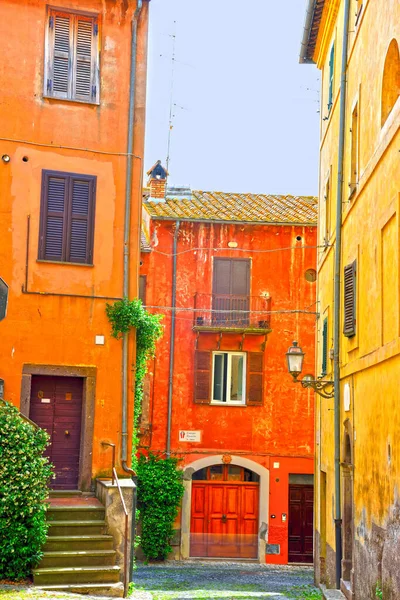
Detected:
left=44, top=8, right=100, bottom=104
left=211, top=351, right=246, bottom=405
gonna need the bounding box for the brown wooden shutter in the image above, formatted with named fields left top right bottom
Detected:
left=231, top=260, right=250, bottom=296
left=194, top=351, right=211, bottom=404
left=139, top=275, right=147, bottom=304
left=67, top=176, right=96, bottom=263
left=343, top=261, right=356, bottom=337
left=40, top=170, right=96, bottom=264
left=40, top=172, right=68, bottom=261
left=246, top=352, right=264, bottom=406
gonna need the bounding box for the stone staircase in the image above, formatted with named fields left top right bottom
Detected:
left=34, top=492, right=123, bottom=597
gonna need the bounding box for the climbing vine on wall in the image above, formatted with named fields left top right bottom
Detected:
left=105, top=297, right=163, bottom=464
left=136, top=452, right=184, bottom=560
left=106, top=298, right=185, bottom=560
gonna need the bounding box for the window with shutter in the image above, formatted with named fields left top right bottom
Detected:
left=246, top=352, right=264, bottom=406
left=45, top=9, right=99, bottom=104
left=39, top=170, right=96, bottom=265
left=321, top=318, right=328, bottom=376
left=343, top=261, right=357, bottom=337
left=328, top=43, right=335, bottom=111
left=194, top=351, right=211, bottom=404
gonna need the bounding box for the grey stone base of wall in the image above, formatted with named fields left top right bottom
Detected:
left=320, top=585, right=346, bottom=600
left=96, top=478, right=136, bottom=585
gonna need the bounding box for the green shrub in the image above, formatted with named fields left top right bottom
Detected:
left=137, top=453, right=184, bottom=560
left=0, top=401, right=53, bottom=579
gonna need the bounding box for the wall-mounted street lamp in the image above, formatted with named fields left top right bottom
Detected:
left=286, top=340, right=334, bottom=399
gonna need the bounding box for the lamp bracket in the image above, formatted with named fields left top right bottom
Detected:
left=298, top=377, right=334, bottom=399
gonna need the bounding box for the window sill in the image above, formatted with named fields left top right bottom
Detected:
left=43, top=94, right=100, bottom=107
left=37, top=259, right=94, bottom=268
left=210, top=402, right=246, bottom=407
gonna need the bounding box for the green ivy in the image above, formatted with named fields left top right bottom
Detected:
left=0, top=401, right=53, bottom=580
left=105, top=297, right=163, bottom=463
left=136, top=453, right=184, bottom=560
left=376, top=583, right=383, bottom=599
left=106, top=299, right=184, bottom=560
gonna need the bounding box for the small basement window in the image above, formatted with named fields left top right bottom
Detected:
left=211, top=351, right=246, bottom=405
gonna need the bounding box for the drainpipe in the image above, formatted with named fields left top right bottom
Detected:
left=122, top=0, right=143, bottom=476
left=166, top=220, right=180, bottom=457
left=333, top=0, right=351, bottom=589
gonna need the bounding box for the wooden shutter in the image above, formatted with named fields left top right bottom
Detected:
left=139, top=276, right=147, bottom=304
left=321, top=318, right=328, bottom=376
left=39, top=171, right=96, bottom=264
left=74, top=17, right=98, bottom=102
left=194, top=351, right=211, bottom=404
left=49, top=13, right=72, bottom=99
left=46, top=10, right=99, bottom=103
left=67, top=176, right=96, bottom=263
left=328, top=44, right=335, bottom=109
left=246, top=352, right=264, bottom=406
left=343, top=261, right=357, bottom=337
left=40, top=172, right=68, bottom=261
left=231, top=260, right=250, bottom=296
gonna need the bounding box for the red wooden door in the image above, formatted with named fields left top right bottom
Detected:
left=190, top=482, right=259, bottom=558
left=288, top=484, right=314, bottom=563
left=29, top=375, right=83, bottom=489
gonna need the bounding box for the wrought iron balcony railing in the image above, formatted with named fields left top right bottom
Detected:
left=193, top=293, right=272, bottom=330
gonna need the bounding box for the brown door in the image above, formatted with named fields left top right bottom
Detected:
left=212, top=259, right=250, bottom=325
left=190, top=482, right=259, bottom=558
left=288, top=484, right=314, bottom=563
left=29, top=375, right=83, bottom=489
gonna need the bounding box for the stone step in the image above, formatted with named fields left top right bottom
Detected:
left=35, top=582, right=124, bottom=597
left=44, top=534, right=114, bottom=552
left=48, top=520, right=106, bottom=536
left=49, top=490, right=83, bottom=497
left=40, top=549, right=116, bottom=568
left=47, top=505, right=105, bottom=522
left=33, top=565, right=121, bottom=585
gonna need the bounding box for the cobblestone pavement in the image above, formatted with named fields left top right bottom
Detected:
left=132, top=561, right=321, bottom=600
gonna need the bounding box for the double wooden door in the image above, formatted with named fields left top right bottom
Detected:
left=29, top=375, right=83, bottom=489
left=190, top=482, right=259, bottom=558
left=288, top=484, right=314, bottom=563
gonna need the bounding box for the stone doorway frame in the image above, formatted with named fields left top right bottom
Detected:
left=20, top=364, right=96, bottom=492
left=341, top=418, right=354, bottom=599
left=180, top=454, right=270, bottom=563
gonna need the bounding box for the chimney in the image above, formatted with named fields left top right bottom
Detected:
left=147, top=160, right=168, bottom=202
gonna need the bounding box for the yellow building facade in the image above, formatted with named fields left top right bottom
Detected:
left=301, top=0, right=400, bottom=598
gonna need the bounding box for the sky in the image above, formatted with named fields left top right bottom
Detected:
left=144, top=0, right=321, bottom=196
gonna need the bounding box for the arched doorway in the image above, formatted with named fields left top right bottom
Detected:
left=342, top=420, right=354, bottom=591
left=180, top=455, right=270, bottom=562
left=190, top=463, right=260, bottom=558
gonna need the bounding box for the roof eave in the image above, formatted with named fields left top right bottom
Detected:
left=299, top=0, right=325, bottom=64
left=143, top=214, right=317, bottom=227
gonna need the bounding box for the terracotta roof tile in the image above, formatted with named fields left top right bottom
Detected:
left=143, top=190, right=318, bottom=225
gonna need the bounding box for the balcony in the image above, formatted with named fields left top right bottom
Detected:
left=193, top=293, right=272, bottom=332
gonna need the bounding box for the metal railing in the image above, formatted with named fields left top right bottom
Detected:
left=193, top=294, right=272, bottom=329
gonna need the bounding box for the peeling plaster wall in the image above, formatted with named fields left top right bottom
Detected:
left=140, top=218, right=317, bottom=563
left=0, top=0, right=149, bottom=481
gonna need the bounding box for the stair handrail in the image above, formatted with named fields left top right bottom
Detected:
left=113, top=467, right=129, bottom=598
left=101, top=441, right=116, bottom=485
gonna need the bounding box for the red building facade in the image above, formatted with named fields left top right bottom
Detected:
left=140, top=164, right=318, bottom=564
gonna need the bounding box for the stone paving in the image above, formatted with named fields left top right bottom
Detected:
left=132, top=561, right=321, bottom=600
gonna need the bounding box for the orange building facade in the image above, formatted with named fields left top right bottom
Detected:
left=0, top=0, right=150, bottom=490
left=140, top=166, right=318, bottom=564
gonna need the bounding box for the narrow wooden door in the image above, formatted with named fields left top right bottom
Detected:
left=190, top=482, right=259, bottom=559
left=288, top=484, right=314, bottom=563
left=29, top=375, right=83, bottom=489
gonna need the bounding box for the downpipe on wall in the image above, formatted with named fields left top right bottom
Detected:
left=333, top=0, right=351, bottom=589
left=121, top=0, right=143, bottom=477
left=166, top=220, right=180, bottom=457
